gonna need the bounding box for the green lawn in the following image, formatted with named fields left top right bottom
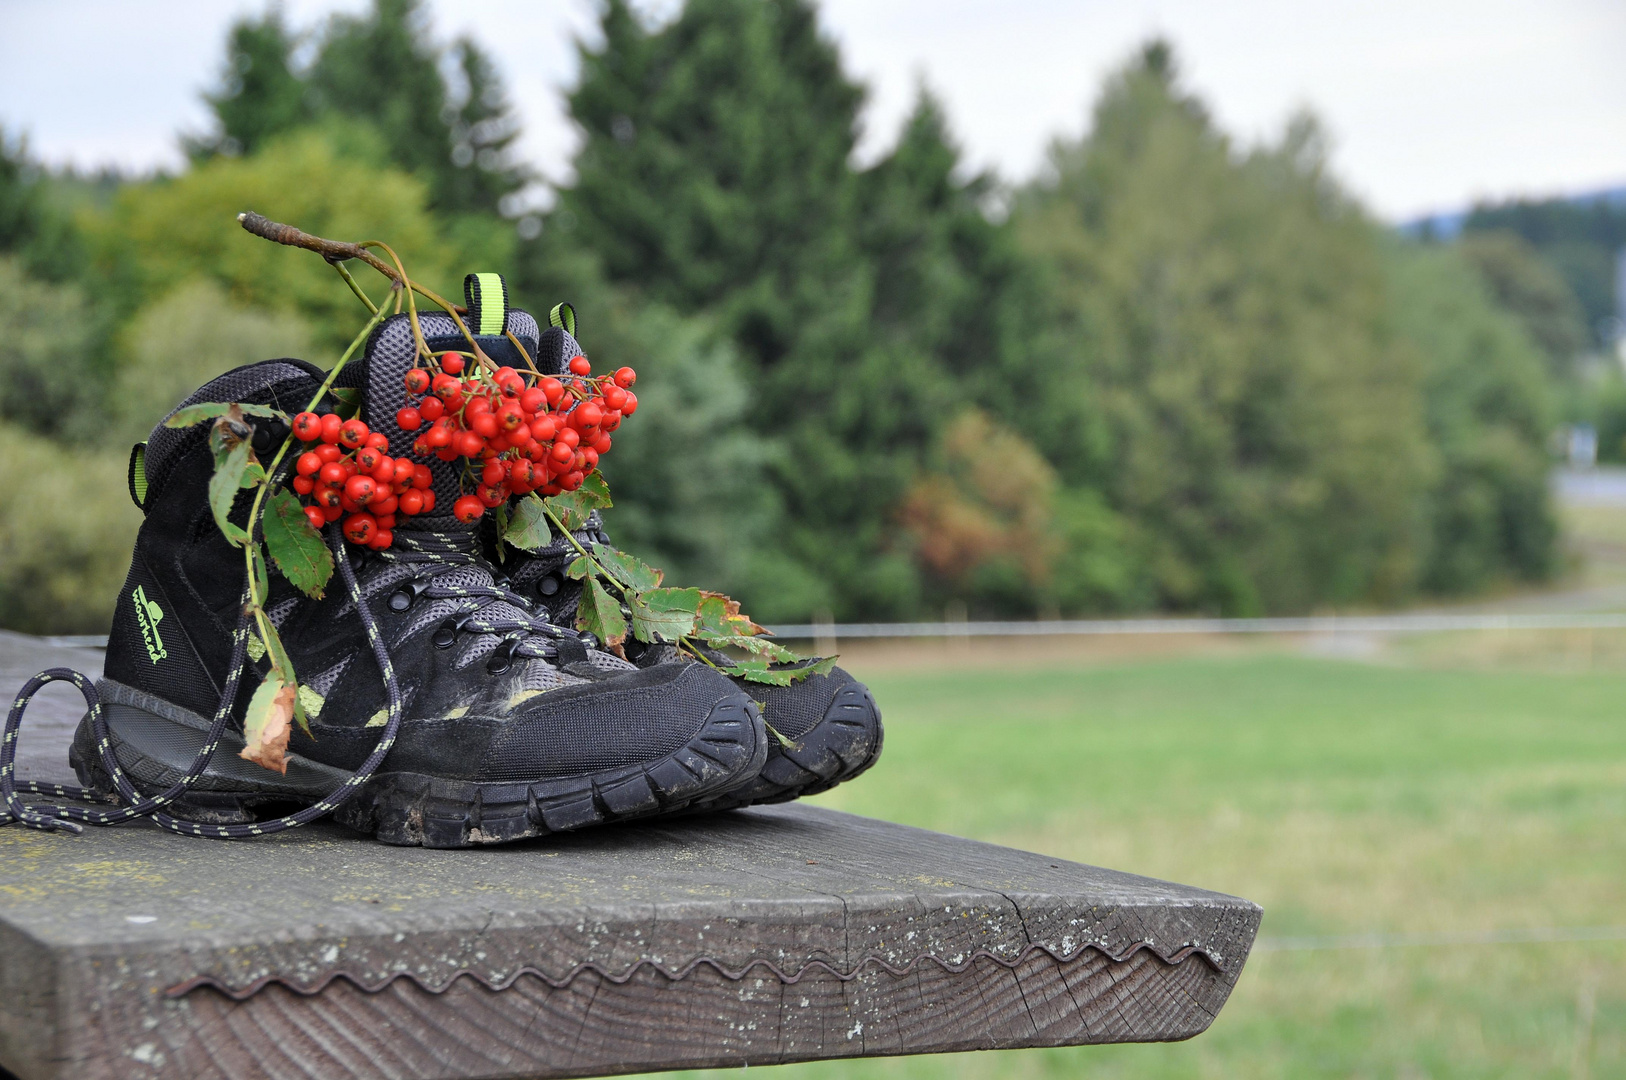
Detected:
left=665, top=651, right=1626, bottom=1078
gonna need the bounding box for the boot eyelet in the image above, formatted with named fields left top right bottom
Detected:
left=538, top=574, right=561, bottom=597
left=388, top=589, right=413, bottom=612
left=486, top=643, right=515, bottom=675
left=432, top=623, right=456, bottom=649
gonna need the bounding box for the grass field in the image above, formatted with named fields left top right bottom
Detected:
left=655, top=642, right=1626, bottom=1079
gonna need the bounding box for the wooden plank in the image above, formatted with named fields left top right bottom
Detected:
left=0, top=638, right=1260, bottom=1080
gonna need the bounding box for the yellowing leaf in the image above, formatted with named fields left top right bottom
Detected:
left=240, top=675, right=296, bottom=774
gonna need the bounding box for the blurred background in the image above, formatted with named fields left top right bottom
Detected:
left=2, top=0, right=1624, bottom=1075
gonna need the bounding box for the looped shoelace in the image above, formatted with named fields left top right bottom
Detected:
left=381, top=531, right=595, bottom=662
left=0, top=529, right=406, bottom=839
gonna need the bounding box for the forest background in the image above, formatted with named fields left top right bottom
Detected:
left=1, top=0, right=1622, bottom=634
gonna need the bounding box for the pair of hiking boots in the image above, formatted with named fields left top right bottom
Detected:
left=73, top=284, right=881, bottom=847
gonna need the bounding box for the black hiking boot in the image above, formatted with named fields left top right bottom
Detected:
left=73, top=305, right=767, bottom=846
left=487, top=322, right=882, bottom=812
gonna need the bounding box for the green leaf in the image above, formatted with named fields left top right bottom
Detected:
left=262, top=488, right=334, bottom=599
left=208, top=440, right=252, bottom=547
left=719, top=657, right=795, bottom=686
left=630, top=586, right=701, bottom=643
left=592, top=543, right=662, bottom=590
left=576, top=575, right=627, bottom=646
left=250, top=542, right=270, bottom=606
left=328, top=386, right=362, bottom=418
left=799, top=654, right=840, bottom=680
left=503, top=494, right=553, bottom=552
left=699, top=632, right=798, bottom=663
left=564, top=554, right=593, bottom=581
left=240, top=462, right=267, bottom=488
left=166, top=401, right=286, bottom=428
left=543, top=471, right=613, bottom=530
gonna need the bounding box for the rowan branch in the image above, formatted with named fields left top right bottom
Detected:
left=237, top=212, right=402, bottom=284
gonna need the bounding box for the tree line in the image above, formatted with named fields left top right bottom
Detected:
left=0, top=0, right=1571, bottom=631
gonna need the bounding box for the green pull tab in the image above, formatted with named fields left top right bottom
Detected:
left=463, top=272, right=509, bottom=336
left=128, top=442, right=148, bottom=511
left=548, top=302, right=576, bottom=337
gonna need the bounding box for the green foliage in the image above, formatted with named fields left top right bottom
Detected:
left=88, top=126, right=475, bottom=351
left=189, top=11, right=309, bottom=159
left=197, top=0, right=527, bottom=218
left=1013, top=50, right=1433, bottom=614
left=1456, top=230, right=1590, bottom=376
left=1386, top=241, right=1559, bottom=591
left=1463, top=193, right=1626, bottom=345
left=110, top=280, right=312, bottom=447
left=0, top=257, right=108, bottom=438
left=0, top=422, right=141, bottom=633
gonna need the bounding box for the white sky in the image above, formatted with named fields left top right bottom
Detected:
left=2, top=0, right=1623, bottom=221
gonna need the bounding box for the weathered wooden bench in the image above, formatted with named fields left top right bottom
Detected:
left=0, top=633, right=1260, bottom=1080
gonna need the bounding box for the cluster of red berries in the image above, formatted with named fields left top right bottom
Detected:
left=286, top=411, right=433, bottom=549
left=396, top=352, right=637, bottom=525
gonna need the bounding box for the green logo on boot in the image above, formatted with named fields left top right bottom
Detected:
left=133, top=585, right=167, bottom=664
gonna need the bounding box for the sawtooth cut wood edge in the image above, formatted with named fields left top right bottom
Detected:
left=0, top=676, right=1261, bottom=1080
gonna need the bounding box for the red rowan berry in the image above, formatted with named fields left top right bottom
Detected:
left=539, top=377, right=564, bottom=405
left=420, top=490, right=436, bottom=513
left=620, top=391, right=638, bottom=415
left=338, top=418, right=369, bottom=449
left=319, top=413, right=343, bottom=444
left=296, top=451, right=322, bottom=476
left=319, top=462, right=346, bottom=487
left=413, top=464, right=432, bottom=489
left=316, top=486, right=343, bottom=509
left=399, top=489, right=425, bottom=516
left=345, top=475, right=377, bottom=506
left=520, top=387, right=546, bottom=413
left=343, top=513, right=377, bottom=544
left=292, top=412, right=323, bottom=440
left=392, top=458, right=416, bottom=486
left=304, top=506, right=326, bottom=530
left=481, top=461, right=506, bottom=487
left=613, top=367, right=636, bottom=388
left=569, top=355, right=592, bottom=376
left=371, top=494, right=398, bottom=517
left=368, top=529, right=392, bottom=550
left=472, top=412, right=499, bottom=438
left=292, top=476, right=315, bottom=495
left=452, top=495, right=483, bottom=523
left=356, top=446, right=383, bottom=473
left=575, top=401, right=604, bottom=429
left=456, top=431, right=485, bottom=457
left=418, top=395, right=445, bottom=421
left=404, top=368, right=431, bottom=394
left=601, top=386, right=628, bottom=411
left=397, top=407, right=422, bottom=431
left=550, top=441, right=575, bottom=463
left=315, top=443, right=342, bottom=463
left=558, top=427, right=580, bottom=449
left=441, top=354, right=465, bottom=375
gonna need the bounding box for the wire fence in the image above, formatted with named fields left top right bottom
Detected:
left=762, top=612, right=1626, bottom=640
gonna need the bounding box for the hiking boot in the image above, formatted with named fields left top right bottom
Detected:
left=74, top=297, right=767, bottom=847
left=488, top=321, right=882, bottom=812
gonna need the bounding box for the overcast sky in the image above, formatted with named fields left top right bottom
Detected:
left=3, top=0, right=1624, bottom=221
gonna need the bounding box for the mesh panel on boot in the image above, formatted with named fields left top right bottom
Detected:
left=143, top=359, right=324, bottom=506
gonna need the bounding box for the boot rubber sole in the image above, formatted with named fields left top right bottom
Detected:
left=684, top=680, right=883, bottom=815
left=70, top=679, right=768, bottom=847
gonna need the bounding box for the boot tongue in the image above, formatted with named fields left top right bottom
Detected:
left=358, top=313, right=469, bottom=529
